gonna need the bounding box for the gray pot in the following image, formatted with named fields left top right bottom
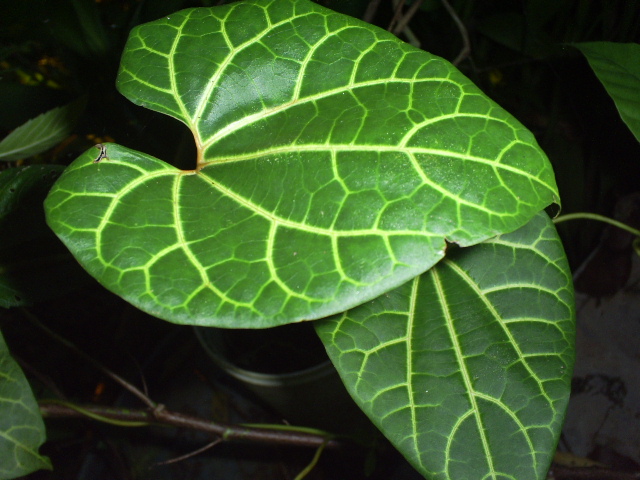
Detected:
left=194, top=326, right=370, bottom=434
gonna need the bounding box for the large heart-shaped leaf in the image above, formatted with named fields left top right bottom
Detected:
left=316, top=211, right=575, bottom=480
left=45, top=0, right=558, bottom=327
left=0, top=330, right=51, bottom=479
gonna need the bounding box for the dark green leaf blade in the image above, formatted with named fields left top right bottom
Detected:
left=574, top=42, right=640, bottom=143
left=0, top=165, right=88, bottom=308
left=316, top=211, right=575, bottom=479
left=46, top=0, right=559, bottom=327
left=0, top=98, right=85, bottom=162
left=0, top=331, right=51, bottom=479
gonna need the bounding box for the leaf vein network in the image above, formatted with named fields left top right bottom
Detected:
left=487, top=237, right=569, bottom=269
left=201, top=145, right=538, bottom=222
left=444, top=259, right=556, bottom=443
left=201, top=77, right=459, bottom=148
left=431, top=266, right=498, bottom=478
left=190, top=9, right=314, bottom=129
left=200, top=170, right=438, bottom=237
left=167, top=15, right=194, bottom=127
left=93, top=169, right=179, bottom=258
left=263, top=220, right=316, bottom=298
left=474, top=390, right=540, bottom=444
left=203, top=143, right=546, bottom=189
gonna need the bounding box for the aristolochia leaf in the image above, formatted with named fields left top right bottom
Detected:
left=0, top=166, right=86, bottom=307
left=45, top=0, right=559, bottom=327
left=316, top=212, right=575, bottom=480
left=0, top=331, right=51, bottom=479
left=0, top=98, right=85, bottom=162
left=574, top=42, right=640, bottom=143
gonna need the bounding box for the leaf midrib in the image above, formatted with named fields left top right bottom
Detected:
left=444, top=259, right=543, bottom=470
left=432, top=266, right=498, bottom=478
left=199, top=77, right=462, bottom=148
left=201, top=143, right=546, bottom=191
left=85, top=159, right=440, bottom=238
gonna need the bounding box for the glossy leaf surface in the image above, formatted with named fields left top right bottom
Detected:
left=575, top=42, right=640, bottom=143
left=317, top=212, right=575, bottom=480
left=0, top=331, right=51, bottom=479
left=45, top=0, right=558, bottom=327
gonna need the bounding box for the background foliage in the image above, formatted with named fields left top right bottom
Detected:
left=0, top=0, right=639, bottom=478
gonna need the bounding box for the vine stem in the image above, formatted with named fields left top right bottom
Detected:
left=156, top=438, right=222, bottom=466
left=20, top=308, right=345, bottom=452
left=553, top=212, right=640, bottom=238
left=363, top=0, right=382, bottom=23
left=294, top=442, right=328, bottom=480
left=440, top=0, right=471, bottom=65
left=39, top=401, right=343, bottom=449
left=20, top=308, right=157, bottom=409
left=392, top=0, right=424, bottom=37
left=387, top=0, right=406, bottom=32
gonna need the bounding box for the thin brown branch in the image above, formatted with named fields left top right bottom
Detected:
left=392, top=0, right=424, bottom=36
left=363, top=0, right=382, bottom=23
left=388, top=0, right=421, bottom=47
left=440, top=0, right=471, bottom=65
left=128, top=352, right=150, bottom=399
left=155, top=438, right=222, bottom=466
left=387, top=0, right=406, bottom=31
left=20, top=308, right=157, bottom=409
left=39, top=402, right=345, bottom=450
left=15, top=356, right=67, bottom=400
